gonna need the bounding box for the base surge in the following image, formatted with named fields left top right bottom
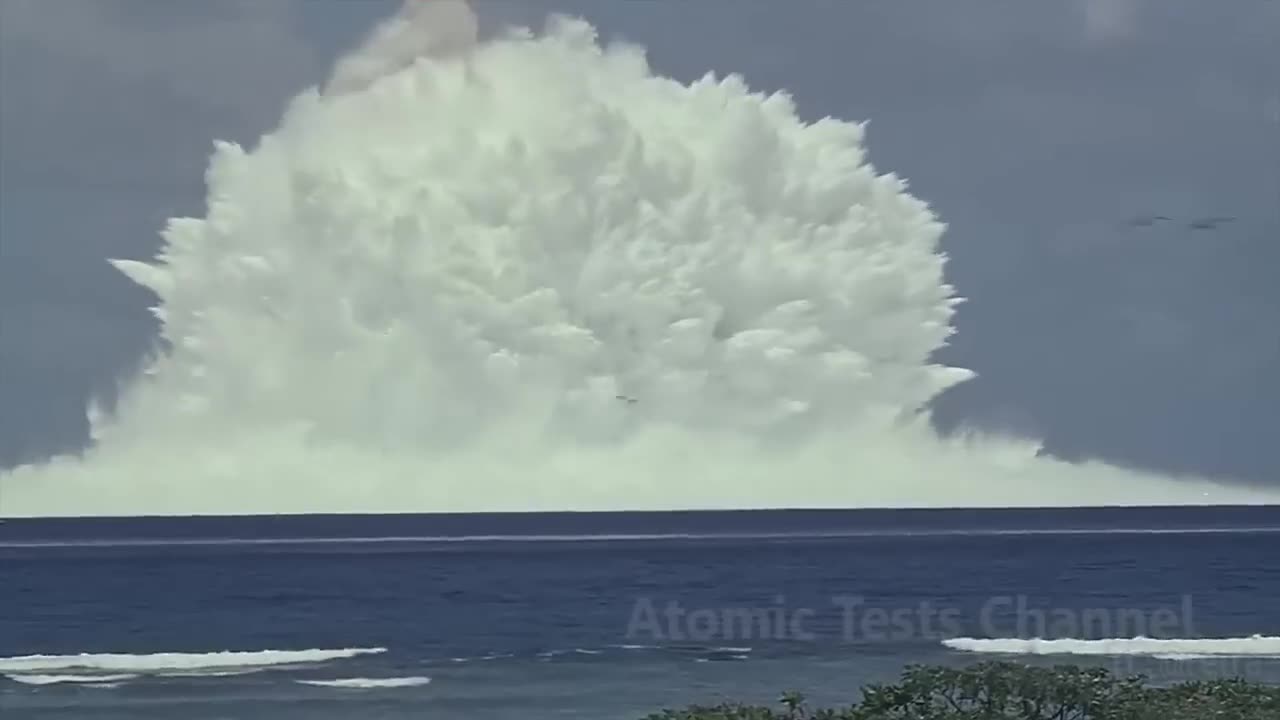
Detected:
left=3, top=2, right=1274, bottom=516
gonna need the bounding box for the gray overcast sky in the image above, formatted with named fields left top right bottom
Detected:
left=0, top=0, right=1277, bottom=486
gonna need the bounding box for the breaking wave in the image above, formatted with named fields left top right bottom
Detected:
left=0, top=648, right=386, bottom=674
left=943, top=636, right=1280, bottom=657
left=298, top=676, right=432, bottom=689
left=3, top=0, right=1275, bottom=516
left=4, top=674, right=139, bottom=686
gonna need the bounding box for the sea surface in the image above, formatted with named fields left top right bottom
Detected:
left=3, top=506, right=1279, bottom=718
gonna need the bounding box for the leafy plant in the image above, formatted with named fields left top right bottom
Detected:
left=637, top=661, right=1280, bottom=719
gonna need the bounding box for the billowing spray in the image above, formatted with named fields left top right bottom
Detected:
left=2, top=2, right=1274, bottom=515
left=326, top=0, right=478, bottom=95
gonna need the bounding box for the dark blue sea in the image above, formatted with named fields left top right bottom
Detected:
left=3, top=507, right=1279, bottom=718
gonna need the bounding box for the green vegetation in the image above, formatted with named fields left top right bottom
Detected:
left=640, top=661, right=1280, bottom=719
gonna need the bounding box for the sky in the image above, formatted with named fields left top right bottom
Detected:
left=0, top=0, right=1276, bottom=488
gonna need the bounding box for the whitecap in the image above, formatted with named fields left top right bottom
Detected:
left=943, top=635, right=1280, bottom=657
left=297, top=677, right=431, bottom=689
left=0, top=648, right=386, bottom=674
left=5, top=674, right=138, bottom=686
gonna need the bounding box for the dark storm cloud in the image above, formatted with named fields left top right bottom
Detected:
left=0, top=1, right=1276, bottom=484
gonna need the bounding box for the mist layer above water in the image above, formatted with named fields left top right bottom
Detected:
left=3, top=2, right=1274, bottom=516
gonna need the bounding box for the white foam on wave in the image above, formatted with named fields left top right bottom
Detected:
left=164, top=668, right=290, bottom=678
left=693, top=655, right=750, bottom=663
left=1150, top=652, right=1280, bottom=661
left=448, top=652, right=516, bottom=663
left=3, top=1, right=1276, bottom=516
left=943, top=635, right=1280, bottom=657
left=298, top=676, right=432, bottom=689
left=4, top=673, right=139, bottom=686
left=0, top=648, right=386, bottom=674
left=537, top=648, right=604, bottom=658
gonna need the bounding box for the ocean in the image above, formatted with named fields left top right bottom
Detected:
left=3, top=506, right=1279, bottom=718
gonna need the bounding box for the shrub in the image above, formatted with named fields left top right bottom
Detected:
left=638, top=661, right=1280, bottom=719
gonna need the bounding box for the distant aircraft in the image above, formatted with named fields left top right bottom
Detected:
left=1125, top=215, right=1173, bottom=228
left=1187, top=216, right=1236, bottom=230
left=1123, top=214, right=1237, bottom=231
